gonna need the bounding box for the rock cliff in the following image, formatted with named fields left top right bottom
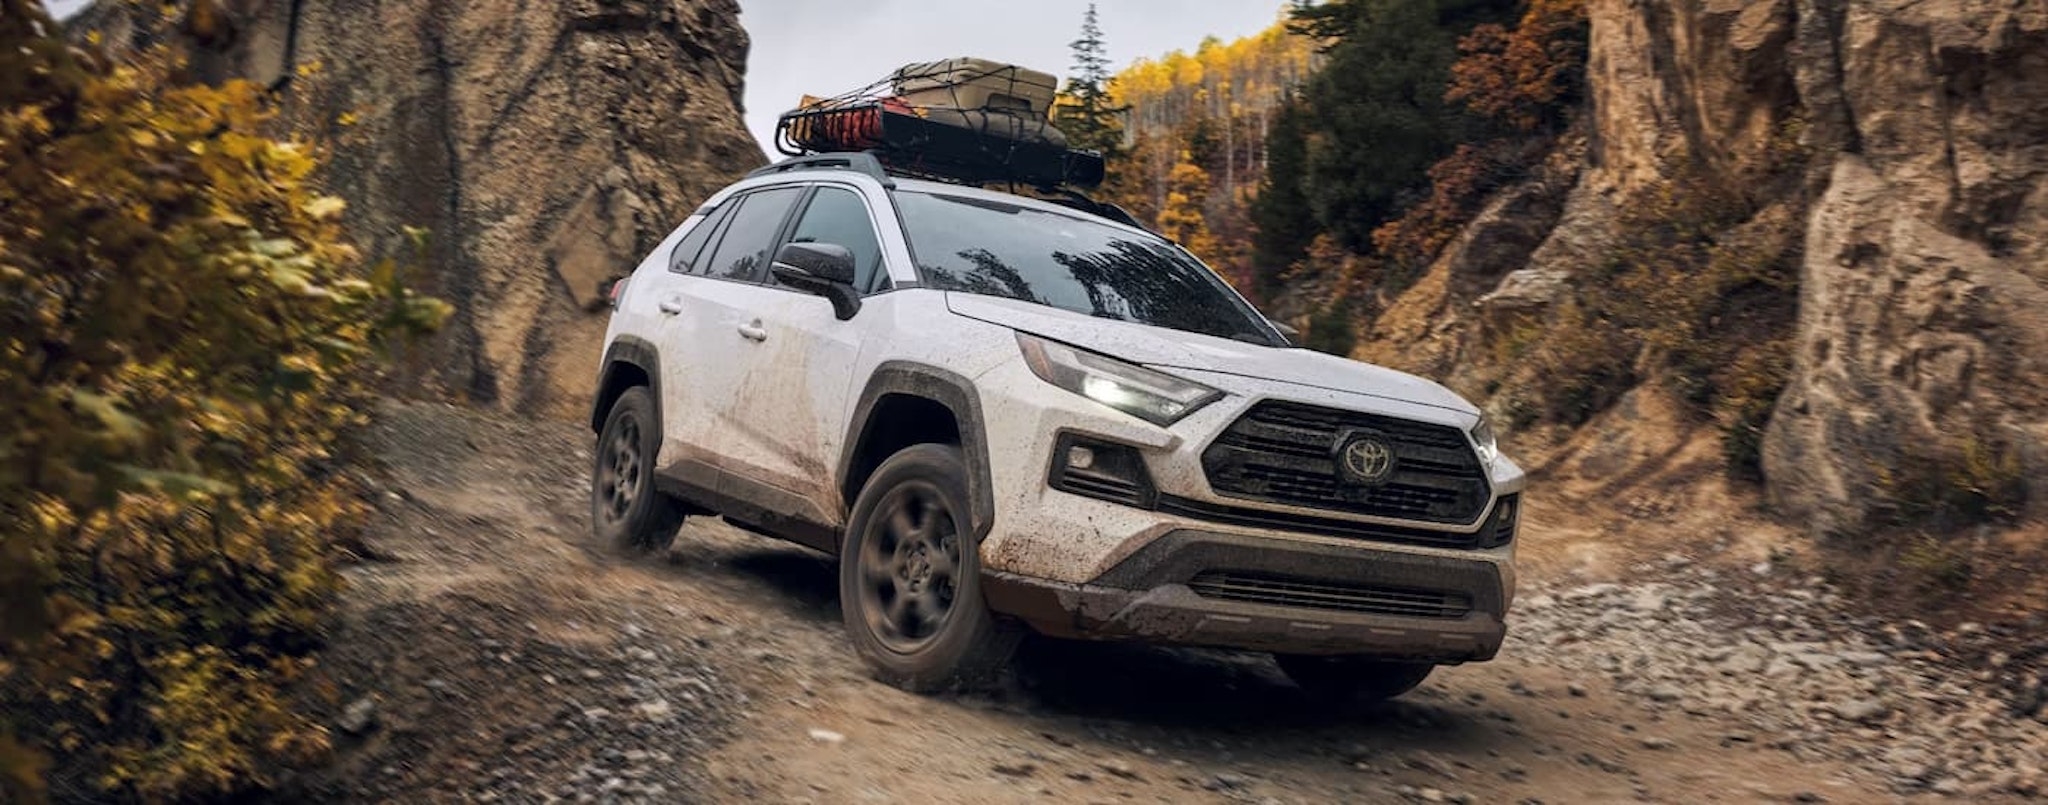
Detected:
left=77, top=0, right=765, bottom=417
left=1356, top=0, right=2047, bottom=534
left=1763, top=0, right=2048, bottom=533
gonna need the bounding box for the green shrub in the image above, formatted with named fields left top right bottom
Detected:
left=1898, top=535, right=1975, bottom=593
left=0, top=4, right=448, bottom=800
left=1505, top=162, right=1801, bottom=468
left=1876, top=435, right=2027, bottom=529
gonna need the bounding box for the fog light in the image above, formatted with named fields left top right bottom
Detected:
left=1049, top=433, right=1156, bottom=509
left=1483, top=494, right=1521, bottom=548
left=1067, top=445, right=1096, bottom=471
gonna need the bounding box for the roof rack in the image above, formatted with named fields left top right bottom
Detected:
left=746, top=152, right=896, bottom=189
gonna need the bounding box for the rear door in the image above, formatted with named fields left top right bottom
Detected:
left=651, top=185, right=806, bottom=475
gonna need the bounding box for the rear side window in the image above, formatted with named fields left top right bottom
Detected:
left=699, top=187, right=804, bottom=282
left=785, top=186, right=887, bottom=294
left=668, top=205, right=731, bottom=274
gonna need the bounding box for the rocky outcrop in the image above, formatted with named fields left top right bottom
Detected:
left=1359, top=0, right=2046, bottom=534
left=1764, top=1, right=2048, bottom=531
left=77, top=0, right=764, bottom=417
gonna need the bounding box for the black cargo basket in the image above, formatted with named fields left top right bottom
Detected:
left=775, top=102, right=1105, bottom=190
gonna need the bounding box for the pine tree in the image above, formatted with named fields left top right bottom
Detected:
left=1054, top=3, right=1128, bottom=158
left=1289, top=0, right=1514, bottom=251
left=1249, top=98, right=1316, bottom=298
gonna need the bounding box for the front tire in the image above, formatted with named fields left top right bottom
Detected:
left=840, top=444, right=1019, bottom=692
left=1275, top=655, right=1434, bottom=705
left=592, top=386, right=685, bottom=554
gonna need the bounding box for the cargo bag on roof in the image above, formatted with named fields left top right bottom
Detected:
left=774, top=57, right=1105, bottom=190
left=890, top=58, right=1059, bottom=116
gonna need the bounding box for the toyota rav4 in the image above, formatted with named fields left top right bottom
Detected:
left=590, top=152, right=1524, bottom=702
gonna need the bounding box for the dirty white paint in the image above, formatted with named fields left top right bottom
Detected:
left=604, top=168, right=1525, bottom=647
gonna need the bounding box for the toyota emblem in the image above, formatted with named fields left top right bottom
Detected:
left=1336, top=433, right=1397, bottom=486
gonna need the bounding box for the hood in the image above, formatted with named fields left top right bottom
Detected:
left=945, top=293, right=1477, bottom=415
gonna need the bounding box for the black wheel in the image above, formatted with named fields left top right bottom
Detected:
left=840, top=444, right=1019, bottom=692
left=1275, top=655, right=1434, bottom=705
left=592, top=386, right=684, bottom=554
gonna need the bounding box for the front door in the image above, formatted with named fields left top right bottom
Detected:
left=721, top=184, right=890, bottom=521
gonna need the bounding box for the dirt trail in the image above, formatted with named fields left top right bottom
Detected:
left=296, top=402, right=2041, bottom=803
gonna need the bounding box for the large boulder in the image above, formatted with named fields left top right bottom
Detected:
left=1763, top=0, right=2048, bottom=531
left=76, top=0, right=765, bottom=417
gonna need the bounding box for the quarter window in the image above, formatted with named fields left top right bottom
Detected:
left=668, top=205, right=731, bottom=274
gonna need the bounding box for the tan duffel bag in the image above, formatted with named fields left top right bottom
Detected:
left=890, top=57, right=1059, bottom=115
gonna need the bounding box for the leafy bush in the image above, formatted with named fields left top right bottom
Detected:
left=1876, top=435, right=2027, bottom=529
left=1363, top=0, right=1589, bottom=292
left=1286, top=0, right=1515, bottom=252
left=1897, top=535, right=1975, bottom=593
left=0, top=4, right=448, bottom=800
left=1446, top=0, right=1589, bottom=134
left=1508, top=166, right=1801, bottom=463
left=1369, top=140, right=1532, bottom=282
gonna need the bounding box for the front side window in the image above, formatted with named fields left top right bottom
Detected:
left=891, top=191, right=1280, bottom=345
left=699, top=186, right=804, bottom=282
left=785, top=186, right=888, bottom=294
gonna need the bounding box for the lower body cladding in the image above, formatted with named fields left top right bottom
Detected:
left=981, top=529, right=1507, bottom=662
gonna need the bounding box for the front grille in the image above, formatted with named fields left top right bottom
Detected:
left=1202, top=400, right=1490, bottom=524
left=1186, top=572, right=1473, bottom=619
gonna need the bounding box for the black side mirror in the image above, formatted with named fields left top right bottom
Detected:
left=1271, top=320, right=1302, bottom=346
left=771, top=242, right=861, bottom=320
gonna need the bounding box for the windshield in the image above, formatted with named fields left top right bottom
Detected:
left=892, top=191, right=1281, bottom=345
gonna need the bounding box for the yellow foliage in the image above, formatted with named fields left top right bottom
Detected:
left=1157, top=154, right=1220, bottom=265
left=0, top=4, right=449, bottom=800
left=1112, top=18, right=1317, bottom=135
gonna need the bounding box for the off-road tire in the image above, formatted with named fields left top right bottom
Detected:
left=840, top=444, right=1020, bottom=692
left=591, top=386, right=685, bottom=554
left=1274, top=654, right=1434, bottom=705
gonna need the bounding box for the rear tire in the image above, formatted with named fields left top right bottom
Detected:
left=1275, top=655, right=1434, bottom=705
left=840, top=444, right=1019, bottom=692
left=592, top=386, right=685, bottom=554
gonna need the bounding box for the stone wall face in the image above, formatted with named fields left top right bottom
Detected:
left=81, top=0, right=766, bottom=417
left=1764, top=1, right=2048, bottom=531
left=1356, top=0, right=2048, bottom=531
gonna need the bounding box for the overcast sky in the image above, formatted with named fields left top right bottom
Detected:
left=46, top=0, right=1290, bottom=155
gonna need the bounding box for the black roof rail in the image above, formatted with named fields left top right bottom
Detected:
left=1047, top=189, right=1154, bottom=234
left=746, top=152, right=896, bottom=189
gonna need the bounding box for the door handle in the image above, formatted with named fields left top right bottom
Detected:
left=658, top=297, right=686, bottom=315
left=737, top=320, right=768, bottom=342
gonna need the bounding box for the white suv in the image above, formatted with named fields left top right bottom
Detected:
left=591, top=153, right=1525, bottom=702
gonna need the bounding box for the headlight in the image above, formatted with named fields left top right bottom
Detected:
left=1016, top=333, right=1221, bottom=426
left=1470, top=416, right=1499, bottom=465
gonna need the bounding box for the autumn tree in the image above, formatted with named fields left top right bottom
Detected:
left=1288, top=0, right=1515, bottom=252
left=1447, top=0, right=1590, bottom=133
left=1372, top=0, right=1589, bottom=279
left=1157, top=152, right=1221, bottom=265
left=0, top=1, right=447, bottom=799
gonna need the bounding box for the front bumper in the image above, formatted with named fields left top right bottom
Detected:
left=982, top=529, right=1507, bottom=661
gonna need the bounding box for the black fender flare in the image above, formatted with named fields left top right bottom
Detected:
left=838, top=361, right=997, bottom=541
left=590, top=335, right=663, bottom=435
